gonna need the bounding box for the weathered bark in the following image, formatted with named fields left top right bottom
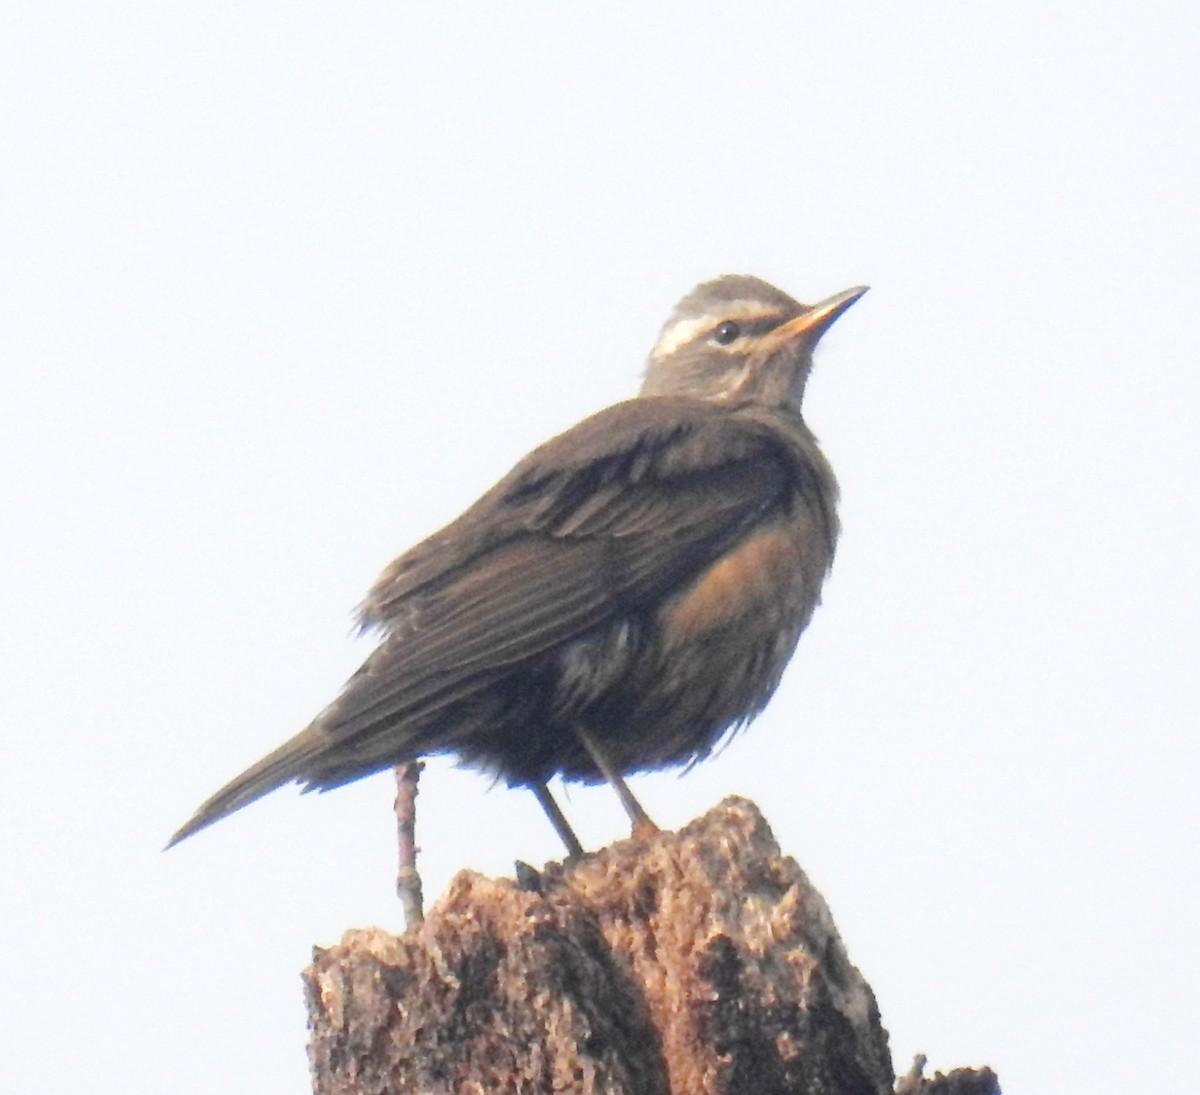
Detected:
left=304, top=797, right=998, bottom=1095
left=896, top=1056, right=1000, bottom=1095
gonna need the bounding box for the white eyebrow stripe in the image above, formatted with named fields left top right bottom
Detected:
left=649, top=302, right=785, bottom=360
left=651, top=316, right=712, bottom=359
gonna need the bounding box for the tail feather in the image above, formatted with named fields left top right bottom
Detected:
left=165, top=726, right=329, bottom=848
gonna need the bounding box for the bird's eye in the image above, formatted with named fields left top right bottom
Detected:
left=712, top=320, right=742, bottom=345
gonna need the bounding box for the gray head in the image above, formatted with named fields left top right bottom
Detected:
left=642, top=275, right=867, bottom=413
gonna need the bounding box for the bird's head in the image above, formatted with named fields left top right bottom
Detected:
left=641, top=275, right=867, bottom=414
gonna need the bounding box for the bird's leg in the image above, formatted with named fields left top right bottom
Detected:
left=572, top=723, right=660, bottom=840
left=531, top=780, right=585, bottom=860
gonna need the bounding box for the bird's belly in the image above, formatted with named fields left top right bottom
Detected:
left=458, top=515, right=830, bottom=787
left=580, top=518, right=826, bottom=774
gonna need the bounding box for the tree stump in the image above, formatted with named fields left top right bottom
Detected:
left=304, top=797, right=997, bottom=1095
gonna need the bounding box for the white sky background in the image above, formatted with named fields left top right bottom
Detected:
left=2, top=4, right=1197, bottom=1092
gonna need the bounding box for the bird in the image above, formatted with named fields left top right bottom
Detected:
left=168, top=275, right=867, bottom=857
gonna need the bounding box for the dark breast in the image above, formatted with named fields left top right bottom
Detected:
left=576, top=494, right=833, bottom=776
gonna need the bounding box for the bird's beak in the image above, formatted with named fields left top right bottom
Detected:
left=770, top=285, right=869, bottom=348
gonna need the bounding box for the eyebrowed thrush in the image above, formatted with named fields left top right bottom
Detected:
left=168, top=275, right=867, bottom=856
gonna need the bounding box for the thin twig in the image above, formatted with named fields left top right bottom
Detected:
left=393, top=760, right=425, bottom=930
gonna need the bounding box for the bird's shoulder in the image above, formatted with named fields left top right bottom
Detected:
left=358, top=397, right=817, bottom=629
left=501, top=396, right=805, bottom=488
